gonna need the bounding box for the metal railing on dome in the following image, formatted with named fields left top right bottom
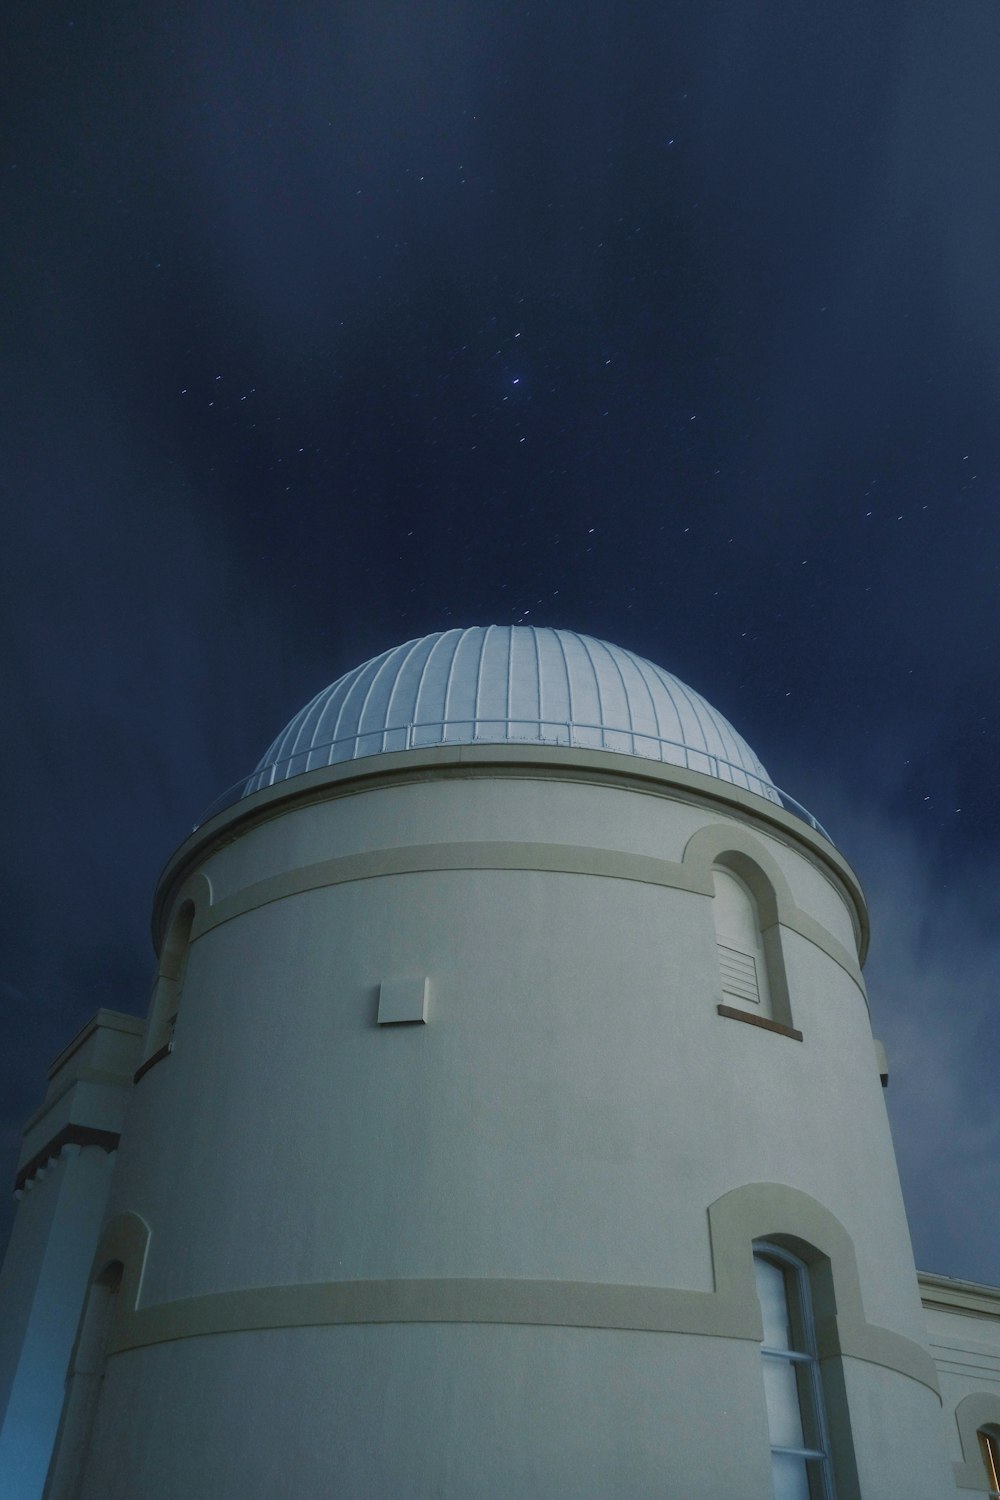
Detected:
left=194, top=718, right=832, bottom=842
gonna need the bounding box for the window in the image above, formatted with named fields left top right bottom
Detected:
left=980, top=1428, right=1000, bottom=1499
left=713, top=866, right=771, bottom=1015
left=754, top=1242, right=835, bottom=1500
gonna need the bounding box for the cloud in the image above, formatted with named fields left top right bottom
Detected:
left=805, top=773, right=1000, bottom=1285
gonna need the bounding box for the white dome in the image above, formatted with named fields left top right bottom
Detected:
left=244, top=627, right=780, bottom=803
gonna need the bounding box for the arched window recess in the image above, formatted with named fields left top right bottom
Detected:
left=710, top=854, right=797, bottom=1039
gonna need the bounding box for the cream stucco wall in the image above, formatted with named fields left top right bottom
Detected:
left=44, top=751, right=951, bottom=1497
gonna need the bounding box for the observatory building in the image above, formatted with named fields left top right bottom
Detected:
left=1, top=626, right=998, bottom=1498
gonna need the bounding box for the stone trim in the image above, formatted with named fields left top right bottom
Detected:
left=133, top=1043, right=172, bottom=1085
left=112, top=1279, right=753, bottom=1355
left=684, top=827, right=859, bottom=961
left=706, top=1182, right=940, bottom=1399
left=196, top=840, right=701, bottom=939
left=717, top=1004, right=803, bottom=1041
left=187, top=839, right=866, bottom=997
left=154, top=745, right=868, bottom=961
left=94, top=1185, right=937, bottom=1406
left=103, top=1273, right=937, bottom=1398
left=14, top=1125, right=120, bottom=1193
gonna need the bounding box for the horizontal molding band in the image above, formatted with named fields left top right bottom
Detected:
left=156, top=746, right=869, bottom=960
left=196, top=840, right=864, bottom=993
left=815, top=1313, right=942, bottom=1394
left=199, top=842, right=701, bottom=934
left=113, top=1278, right=749, bottom=1354
left=108, top=1275, right=939, bottom=1392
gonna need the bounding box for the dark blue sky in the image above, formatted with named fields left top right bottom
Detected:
left=2, top=1, right=998, bottom=1281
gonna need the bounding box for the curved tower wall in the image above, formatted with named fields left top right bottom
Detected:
left=67, top=746, right=949, bottom=1499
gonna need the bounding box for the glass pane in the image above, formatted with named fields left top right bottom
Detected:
left=794, top=1359, right=824, bottom=1452
left=755, top=1254, right=792, bottom=1349
left=762, top=1354, right=806, bottom=1449
left=771, top=1449, right=811, bottom=1500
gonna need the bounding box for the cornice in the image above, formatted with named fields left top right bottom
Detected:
left=153, top=745, right=868, bottom=961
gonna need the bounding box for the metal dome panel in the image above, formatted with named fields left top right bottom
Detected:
left=243, top=626, right=780, bottom=803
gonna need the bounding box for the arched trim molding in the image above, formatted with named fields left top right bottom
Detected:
left=684, top=828, right=794, bottom=1028
left=709, top=1181, right=860, bottom=1327
left=681, top=819, right=865, bottom=965
left=952, top=1393, right=1000, bottom=1491
left=136, top=873, right=213, bottom=1081
left=707, top=1182, right=939, bottom=1399
left=91, top=1212, right=151, bottom=1356
left=682, top=823, right=797, bottom=914
left=682, top=824, right=866, bottom=1010
left=181, top=872, right=214, bottom=944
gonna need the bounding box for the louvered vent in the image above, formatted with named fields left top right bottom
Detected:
left=718, top=943, right=761, bottom=1005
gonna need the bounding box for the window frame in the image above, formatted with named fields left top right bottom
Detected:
left=754, top=1240, right=836, bottom=1500
left=980, top=1427, right=1000, bottom=1499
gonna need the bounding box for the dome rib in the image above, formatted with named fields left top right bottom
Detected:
left=552, top=628, right=575, bottom=742
left=348, top=642, right=395, bottom=752
left=572, top=630, right=606, bottom=748
left=381, top=636, right=425, bottom=743
left=528, top=626, right=543, bottom=724
left=626, top=650, right=665, bottom=749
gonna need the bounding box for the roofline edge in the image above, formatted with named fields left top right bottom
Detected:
left=152, top=744, right=869, bottom=963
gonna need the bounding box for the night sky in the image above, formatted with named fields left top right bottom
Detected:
left=3, top=3, right=998, bottom=1283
